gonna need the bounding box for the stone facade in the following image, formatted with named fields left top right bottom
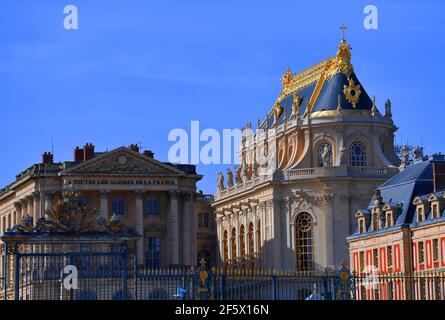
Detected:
left=0, top=143, right=216, bottom=269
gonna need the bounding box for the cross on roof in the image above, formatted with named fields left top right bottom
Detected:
left=340, top=23, right=348, bottom=41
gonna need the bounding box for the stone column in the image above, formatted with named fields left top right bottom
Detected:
left=135, top=190, right=144, bottom=266
left=169, top=190, right=180, bottom=266
left=182, top=191, right=192, bottom=266
left=44, top=191, right=53, bottom=219
left=32, top=191, right=41, bottom=224
left=99, top=190, right=109, bottom=220
left=270, top=199, right=282, bottom=269
left=26, top=195, right=34, bottom=223
left=189, top=193, right=197, bottom=267
left=13, top=202, right=22, bottom=225
left=325, top=194, right=335, bottom=266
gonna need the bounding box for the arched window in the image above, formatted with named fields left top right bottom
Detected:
left=350, top=141, right=367, bottom=167
left=248, top=222, right=254, bottom=269
left=223, top=230, right=228, bottom=267
left=230, top=228, right=237, bottom=265
left=239, top=225, right=246, bottom=269
left=295, top=213, right=314, bottom=271
left=318, top=143, right=333, bottom=167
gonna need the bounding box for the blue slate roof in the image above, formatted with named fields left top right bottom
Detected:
left=371, top=161, right=434, bottom=226
left=312, top=72, right=373, bottom=113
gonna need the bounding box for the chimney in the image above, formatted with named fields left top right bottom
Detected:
left=74, top=146, right=83, bottom=163
left=143, top=150, right=154, bottom=158
left=41, top=152, right=54, bottom=164
left=129, top=144, right=140, bottom=153
left=433, top=160, right=445, bottom=192
left=83, top=143, right=95, bottom=161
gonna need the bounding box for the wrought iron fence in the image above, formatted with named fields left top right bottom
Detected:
left=352, top=270, right=445, bottom=300
left=134, top=261, right=352, bottom=301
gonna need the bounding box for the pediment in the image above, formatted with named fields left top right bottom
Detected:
left=60, top=147, right=184, bottom=176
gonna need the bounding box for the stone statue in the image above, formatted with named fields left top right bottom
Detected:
left=217, top=172, right=225, bottom=192
left=241, top=162, right=250, bottom=182
left=413, top=146, right=423, bottom=161
left=320, top=144, right=332, bottom=167
left=252, top=159, right=259, bottom=177
left=400, top=145, right=410, bottom=169
left=234, top=165, right=242, bottom=185
left=226, top=168, right=234, bottom=188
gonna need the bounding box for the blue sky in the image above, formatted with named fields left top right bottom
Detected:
left=0, top=0, right=444, bottom=194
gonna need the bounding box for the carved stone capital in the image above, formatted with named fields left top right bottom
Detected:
left=169, top=190, right=180, bottom=200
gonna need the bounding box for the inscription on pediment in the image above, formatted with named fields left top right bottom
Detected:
left=69, top=153, right=172, bottom=175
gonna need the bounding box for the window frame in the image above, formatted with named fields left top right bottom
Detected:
left=349, top=141, right=367, bottom=167
left=112, top=197, right=125, bottom=215
left=145, top=197, right=160, bottom=216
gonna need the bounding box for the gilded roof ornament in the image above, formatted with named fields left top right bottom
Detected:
left=273, top=101, right=284, bottom=126
left=292, top=91, right=301, bottom=118
left=281, top=67, right=293, bottom=91
left=343, top=77, right=361, bottom=108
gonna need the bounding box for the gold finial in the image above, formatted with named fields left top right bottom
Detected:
left=340, top=22, right=348, bottom=43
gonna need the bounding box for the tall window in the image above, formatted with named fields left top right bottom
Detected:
left=248, top=223, right=254, bottom=269
left=146, top=236, right=161, bottom=268
left=318, top=143, right=333, bottom=167
left=432, top=203, right=439, bottom=219
left=223, top=230, right=228, bottom=267
left=145, top=198, right=160, bottom=216
left=350, top=141, right=367, bottom=167
left=230, top=228, right=237, bottom=264
left=359, top=219, right=366, bottom=233
left=112, top=198, right=125, bottom=215
left=239, top=225, right=246, bottom=269
left=198, top=212, right=210, bottom=228
left=387, top=246, right=393, bottom=269
left=433, top=239, right=439, bottom=262
left=418, top=242, right=424, bottom=264
left=295, top=213, right=314, bottom=271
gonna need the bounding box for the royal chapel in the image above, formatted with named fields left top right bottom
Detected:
left=212, top=32, right=402, bottom=271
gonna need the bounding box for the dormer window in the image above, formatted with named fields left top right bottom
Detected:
left=432, top=203, right=439, bottom=219
left=359, top=219, right=366, bottom=233
left=372, top=213, right=379, bottom=231
left=417, top=207, right=425, bottom=222
left=386, top=212, right=393, bottom=227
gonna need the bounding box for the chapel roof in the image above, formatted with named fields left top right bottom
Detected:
left=261, top=30, right=375, bottom=128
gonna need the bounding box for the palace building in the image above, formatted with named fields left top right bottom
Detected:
left=212, top=32, right=401, bottom=271
left=348, top=154, right=445, bottom=276
left=0, top=143, right=216, bottom=269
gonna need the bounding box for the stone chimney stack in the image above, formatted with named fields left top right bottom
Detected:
left=432, top=157, right=445, bottom=192
left=143, top=150, right=154, bottom=158
left=42, top=152, right=54, bottom=164
left=129, top=144, right=140, bottom=153
left=74, top=146, right=83, bottom=163
left=83, top=143, right=95, bottom=162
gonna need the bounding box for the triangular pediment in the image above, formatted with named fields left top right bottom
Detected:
left=60, top=147, right=184, bottom=176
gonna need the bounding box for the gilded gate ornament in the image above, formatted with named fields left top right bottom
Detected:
left=343, top=78, right=361, bottom=108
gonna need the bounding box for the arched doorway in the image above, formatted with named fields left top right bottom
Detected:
left=295, top=213, right=314, bottom=271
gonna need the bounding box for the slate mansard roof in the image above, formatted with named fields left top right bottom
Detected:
left=261, top=37, right=375, bottom=128
left=349, top=155, right=445, bottom=238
